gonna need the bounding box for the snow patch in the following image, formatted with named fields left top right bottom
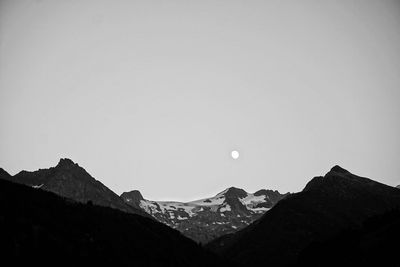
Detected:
left=139, top=200, right=159, bottom=214
left=239, top=193, right=270, bottom=212
left=252, top=207, right=270, bottom=213
left=220, top=204, right=231, bottom=212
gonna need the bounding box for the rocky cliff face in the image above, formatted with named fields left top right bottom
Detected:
left=121, top=186, right=289, bottom=243
left=120, top=190, right=144, bottom=210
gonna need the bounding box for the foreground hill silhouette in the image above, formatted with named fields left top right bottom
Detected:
left=207, top=166, right=400, bottom=266
left=297, top=208, right=400, bottom=266
left=0, top=179, right=223, bottom=266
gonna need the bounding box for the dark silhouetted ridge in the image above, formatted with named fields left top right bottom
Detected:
left=298, top=208, right=400, bottom=266
left=329, top=165, right=349, bottom=174
left=0, top=178, right=224, bottom=266
left=0, top=168, right=11, bottom=181
left=1, top=159, right=149, bottom=217
left=56, top=158, right=77, bottom=168
left=207, top=166, right=400, bottom=267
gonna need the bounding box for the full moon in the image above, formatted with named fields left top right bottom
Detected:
left=231, top=150, right=240, bottom=160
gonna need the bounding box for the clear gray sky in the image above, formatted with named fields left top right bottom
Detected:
left=1, top=0, right=400, bottom=201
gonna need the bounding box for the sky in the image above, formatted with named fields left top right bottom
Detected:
left=1, top=0, right=400, bottom=201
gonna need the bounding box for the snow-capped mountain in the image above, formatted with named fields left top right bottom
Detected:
left=121, top=187, right=289, bottom=243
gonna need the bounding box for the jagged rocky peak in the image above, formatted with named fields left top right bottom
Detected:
left=121, top=190, right=144, bottom=202
left=254, top=189, right=279, bottom=196
left=56, top=158, right=77, bottom=169
left=303, top=165, right=382, bottom=193
left=220, top=187, right=248, bottom=199
left=328, top=165, right=350, bottom=175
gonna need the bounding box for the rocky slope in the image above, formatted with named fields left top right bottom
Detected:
left=1, top=159, right=148, bottom=217
left=121, top=187, right=289, bottom=243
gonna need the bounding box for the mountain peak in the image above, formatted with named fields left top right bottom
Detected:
left=225, top=186, right=244, bottom=192
left=120, top=190, right=144, bottom=210
left=56, top=158, right=77, bottom=168
left=216, top=187, right=247, bottom=199
left=121, top=190, right=144, bottom=201
left=254, top=189, right=277, bottom=196
left=226, top=187, right=247, bottom=197
left=303, top=166, right=352, bottom=192
left=11, top=159, right=148, bottom=217
left=303, top=166, right=380, bottom=194
left=303, top=165, right=351, bottom=190
left=0, top=168, right=11, bottom=180
left=329, top=165, right=349, bottom=174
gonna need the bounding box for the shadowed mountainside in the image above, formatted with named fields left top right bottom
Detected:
left=1, top=159, right=148, bottom=217
left=207, top=166, right=400, bottom=266
left=297, top=208, right=400, bottom=266
left=3, top=161, right=399, bottom=266
left=0, top=178, right=225, bottom=266
left=1, top=159, right=287, bottom=243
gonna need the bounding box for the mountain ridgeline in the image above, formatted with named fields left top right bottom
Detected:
left=1, top=160, right=400, bottom=266
left=207, top=165, right=400, bottom=266
left=0, top=178, right=223, bottom=266
left=0, top=159, right=285, bottom=243
left=121, top=187, right=289, bottom=243
left=0, top=159, right=149, bottom=218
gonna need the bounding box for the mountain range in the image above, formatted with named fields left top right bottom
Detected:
left=1, top=160, right=400, bottom=266
left=0, top=158, right=286, bottom=243
left=121, top=187, right=289, bottom=243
